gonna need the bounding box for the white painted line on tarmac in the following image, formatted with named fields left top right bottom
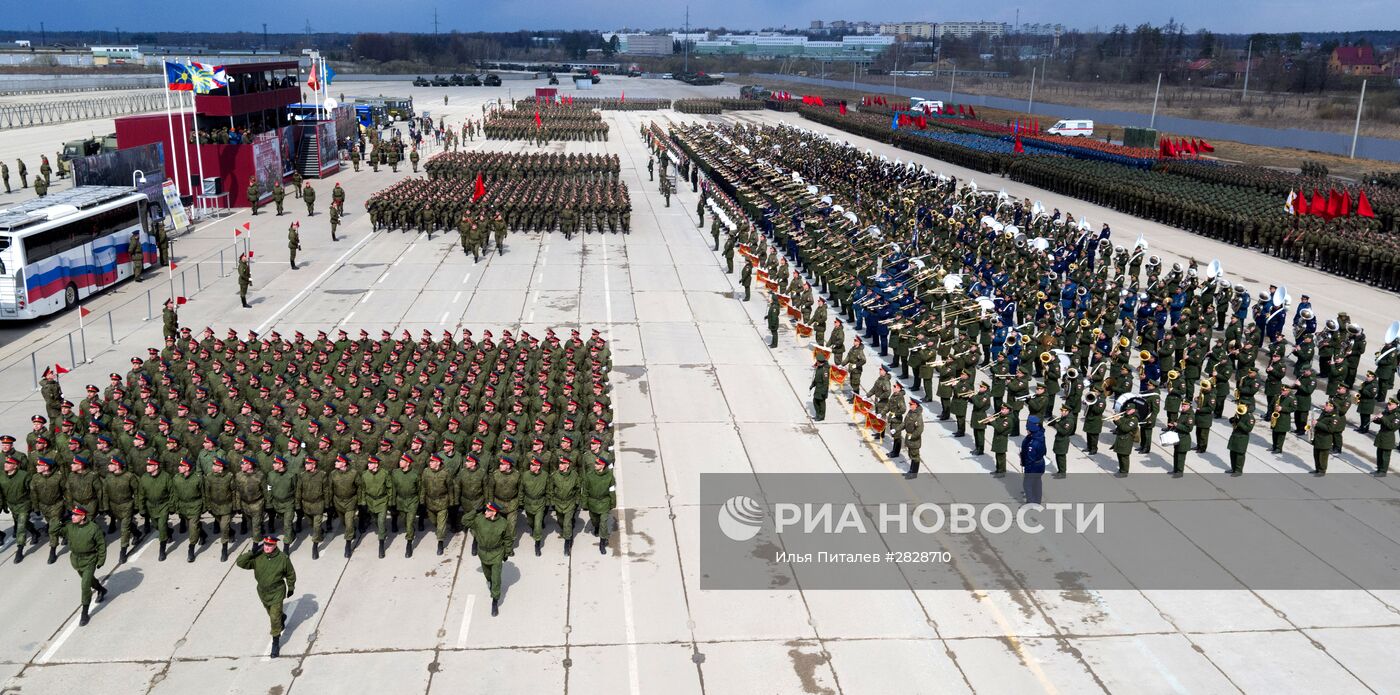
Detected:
left=452, top=291, right=461, bottom=303
left=37, top=616, right=79, bottom=664
left=127, top=534, right=157, bottom=562
left=440, top=311, right=450, bottom=325
left=343, top=311, right=356, bottom=324
left=461, top=272, right=472, bottom=285
left=361, top=290, right=374, bottom=304
left=257, top=231, right=377, bottom=334
left=455, top=594, right=477, bottom=649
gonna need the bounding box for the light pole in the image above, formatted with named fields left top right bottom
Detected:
left=1351, top=79, right=1368, bottom=159
left=1242, top=40, right=1252, bottom=100
left=948, top=61, right=956, bottom=104
left=132, top=170, right=148, bottom=190
left=1028, top=67, right=1036, bottom=112
left=1150, top=73, right=1162, bottom=128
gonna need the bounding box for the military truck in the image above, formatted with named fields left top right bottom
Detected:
left=61, top=134, right=118, bottom=162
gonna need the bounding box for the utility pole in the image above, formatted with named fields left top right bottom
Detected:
left=1027, top=66, right=1036, bottom=112
left=40, top=21, right=45, bottom=47
left=1150, top=72, right=1162, bottom=128
left=949, top=61, right=956, bottom=103
left=893, top=40, right=899, bottom=95
left=1351, top=79, right=1367, bottom=159
left=683, top=5, right=690, bottom=74
left=433, top=8, right=439, bottom=35
left=262, top=23, right=268, bottom=52
left=1242, top=40, right=1252, bottom=100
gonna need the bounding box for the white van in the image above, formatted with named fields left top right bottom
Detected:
left=910, top=97, right=944, bottom=113
left=1047, top=119, right=1094, bottom=137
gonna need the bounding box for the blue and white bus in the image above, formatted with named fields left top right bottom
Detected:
left=0, top=186, right=153, bottom=320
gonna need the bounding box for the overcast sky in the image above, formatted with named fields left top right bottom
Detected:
left=7, top=0, right=1396, bottom=36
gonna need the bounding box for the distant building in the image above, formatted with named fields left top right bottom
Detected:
left=1016, top=23, right=1065, bottom=37
left=879, top=22, right=936, bottom=39
left=91, top=46, right=142, bottom=65
left=1329, top=45, right=1382, bottom=76
left=934, top=22, right=1008, bottom=40
left=620, top=34, right=674, bottom=57
left=810, top=20, right=824, bottom=31
left=828, top=20, right=848, bottom=30
left=694, top=33, right=891, bottom=59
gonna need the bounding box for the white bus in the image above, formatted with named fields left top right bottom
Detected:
left=0, top=186, right=152, bottom=320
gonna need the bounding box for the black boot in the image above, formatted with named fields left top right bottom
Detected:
left=178, top=518, right=188, bottom=534
left=600, top=537, right=608, bottom=554
left=391, top=516, right=399, bottom=533
left=437, top=540, right=445, bottom=556
left=48, top=546, right=57, bottom=564
left=491, top=598, right=499, bottom=617
left=471, top=539, right=478, bottom=556
left=344, top=539, right=353, bottom=558
left=564, top=538, right=573, bottom=556
left=79, top=604, right=90, bottom=627
left=535, top=539, right=542, bottom=556
left=14, top=544, right=23, bottom=563
left=94, top=580, right=107, bottom=604
left=270, top=636, right=280, bottom=658
left=143, top=518, right=152, bottom=535
left=120, top=545, right=129, bottom=564
left=240, top=518, right=248, bottom=535
left=106, top=518, right=116, bottom=535
left=187, top=545, right=195, bottom=563
left=889, top=441, right=902, bottom=457
left=311, top=542, right=319, bottom=560
left=405, top=541, right=413, bottom=558
left=158, top=541, right=168, bottom=562
left=220, top=543, right=229, bottom=562
left=378, top=538, right=385, bottom=559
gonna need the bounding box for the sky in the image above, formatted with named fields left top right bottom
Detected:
left=6, top=0, right=1397, bottom=36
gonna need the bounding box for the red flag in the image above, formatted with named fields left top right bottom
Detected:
left=1310, top=189, right=1327, bottom=216
left=1184, top=139, right=1197, bottom=156
left=79, top=306, right=91, bottom=318
left=620, top=91, right=624, bottom=103
left=170, top=260, right=178, bottom=270
left=306, top=63, right=319, bottom=92
left=176, top=296, right=188, bottom=305
left=968, top=106, right=976, bottom=118
left=838, top=102, right=847, bottom=115
left=534, top=111, right=542, bottom=128
left=1358, top=189, right=1376, bottom=218
left=1326, top=189, right=1341, bottom=219
left=1198, top=139, right=1214, bottom=153
left=54, top=363, right=70, bottom=376
left=1340, top=190, right=1352, bottom=217
left=916, top=116, right=927, bottom=129
left=957, top=104, right=965, bottom=115
left=1014, top=135, right=1024, bottom=154
left=473, top=173, right=486, bottom=202
left=1295, top=189, right=1310, bottom=215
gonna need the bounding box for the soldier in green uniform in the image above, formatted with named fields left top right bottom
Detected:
left=128, top=230, right=144, bottom=282
left=989, top=405, right=1011, bottom=477
left=248, top=177, right=261, bottom=215
left=1050, top=405, right=1075, bottom=478
left=291, top=171, right=302, bottom=198
left=1, top=161, right=9, bottom=193
left=235, top=457, right=267, bottom=545
left=64, top=506, right=108, bottom=627
left=900, top=399, right=925, bottom=479
left=272, top=181, right=285, bottom=215
left=810, top=353, right=829, bottom=421
left=409, top=148, right=420, bottom=173
left=236, top=535, right=296, bottom=658
left=1226, top=404, right=1254, bottom=476
left=969, top=382, right=991, bottom=455
left=582, top=455, right=616, bottom=554
left=1112, top=405, right=1139, bottom=477
left=288, top=223, right=301, bottom=270
left=1, top=452, right=33, bottom=562
left=329, top=205, right=341, bottom=241
left=739, top=258, right=753, bottom=301
left=172, top=458, right=207, bottom=561
left=549, top=457, right=580, bottom=555
left=492, top=212, right=508, bottom=255
left=267, top=456, right=298, bottom=551
left=34, top=175, right=47, bottom=198
left=330, top=455, right=359, bottom=557
left=236, top=253, right=252, bottom=307
left=456, top=454, right=488, bottom=554
left=421, top=453, right=457, bottom=555
left=390, top=454, right=420, bottom=557
left=471, top=501, right=512, bottom=616
left=350, top=146, right=361, bottom=171
left=303, top=182, right=316, bottom=216
left=138, top=457, right=175, bottom=561
left=295, top=457, right=328, bottom=558
left=17, top=158, right=28, bottom=188
left=521, top=457, right=550, bottom=554
left=32, top=457, right=65, bottom=562
left=1170, top=401, right=1194, bottom=477
left=358, top=455, right=393, bottom=558
left=1374, top=400, right=1399, bottom=476
left=766, top=293, right=781, bottom=348
left=1311, top=401, right=1345, bottom=476
left=204, top=457, right=237, bottom=561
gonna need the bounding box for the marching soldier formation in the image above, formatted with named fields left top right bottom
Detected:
left=1, top=325, right=620, bottom=633
left=482, top=104, right=611, bottom=142
left=664, top=119, right=1400, bottom=481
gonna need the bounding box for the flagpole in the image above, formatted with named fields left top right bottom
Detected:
left=178, top=60, right=195, bottom=203
left=186, top=61, right=209, bottom=218
left=162, top=77, right=182, bottom=201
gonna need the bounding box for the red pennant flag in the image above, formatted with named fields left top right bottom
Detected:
left=1310, top=189, right=1327, bottom=216
left=916, top=116, right=927, bottom=129
left=1340, top=190, right=1352, bottom=217
left=1199, top=139, right=1214, bottom=153
left=968, top=106, right=976, bottom=118
left=957, top=104, right=965, bottom=115
left=620, top=91, right=624, bottom=103
left=1184, top=139, right=1197, bottom=156
left=176, top=296, right=188, bottom=305
left=473, top=173, right=486, bottom=202
left=79, top=306, right=91, bottom=318
left=1326, top=189, right=1341, bottom=219
left=54, top=363, right=70, bottom=376
left=534, top=111, right=542, bottom=128
left=1295, top=189, right=1309, bottom=215
left=170, top=260, right=178, bottom=270
left=1014, top=134, right=1024, bottom=154
left=838, top=102, right=847, bottom=115
left=1357, top=189, right=1376, bottom=218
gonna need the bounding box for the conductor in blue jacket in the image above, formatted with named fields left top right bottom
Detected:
left=1020, top=416, right=1047, bottom=505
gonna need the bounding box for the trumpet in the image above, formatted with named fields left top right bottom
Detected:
left=977, top=413, right=1001, bottom=425
left=957, top=390, right=978, bottom=398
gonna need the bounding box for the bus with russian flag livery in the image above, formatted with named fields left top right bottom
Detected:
left=0, top=186, right=153, bottom=320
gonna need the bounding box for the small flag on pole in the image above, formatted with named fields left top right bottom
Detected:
left=473, top=173, right=486, bottom=202
left=54, top=363, right=71, bottom=376
left=176, top=296, right=188, bottom=305
left=79, top=306, right=92, bottom=318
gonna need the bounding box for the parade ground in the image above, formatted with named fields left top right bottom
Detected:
left=1, top=78, right=1399, bottom=695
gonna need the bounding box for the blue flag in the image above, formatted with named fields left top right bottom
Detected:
left=891, top=113, right=898, bottom=130
left=324, top=64, right=336, bottom=85
left=164, top=61, right=193, bottom=91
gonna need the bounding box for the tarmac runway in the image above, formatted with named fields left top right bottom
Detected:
left=0, top=79, right=1397, bottom=695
